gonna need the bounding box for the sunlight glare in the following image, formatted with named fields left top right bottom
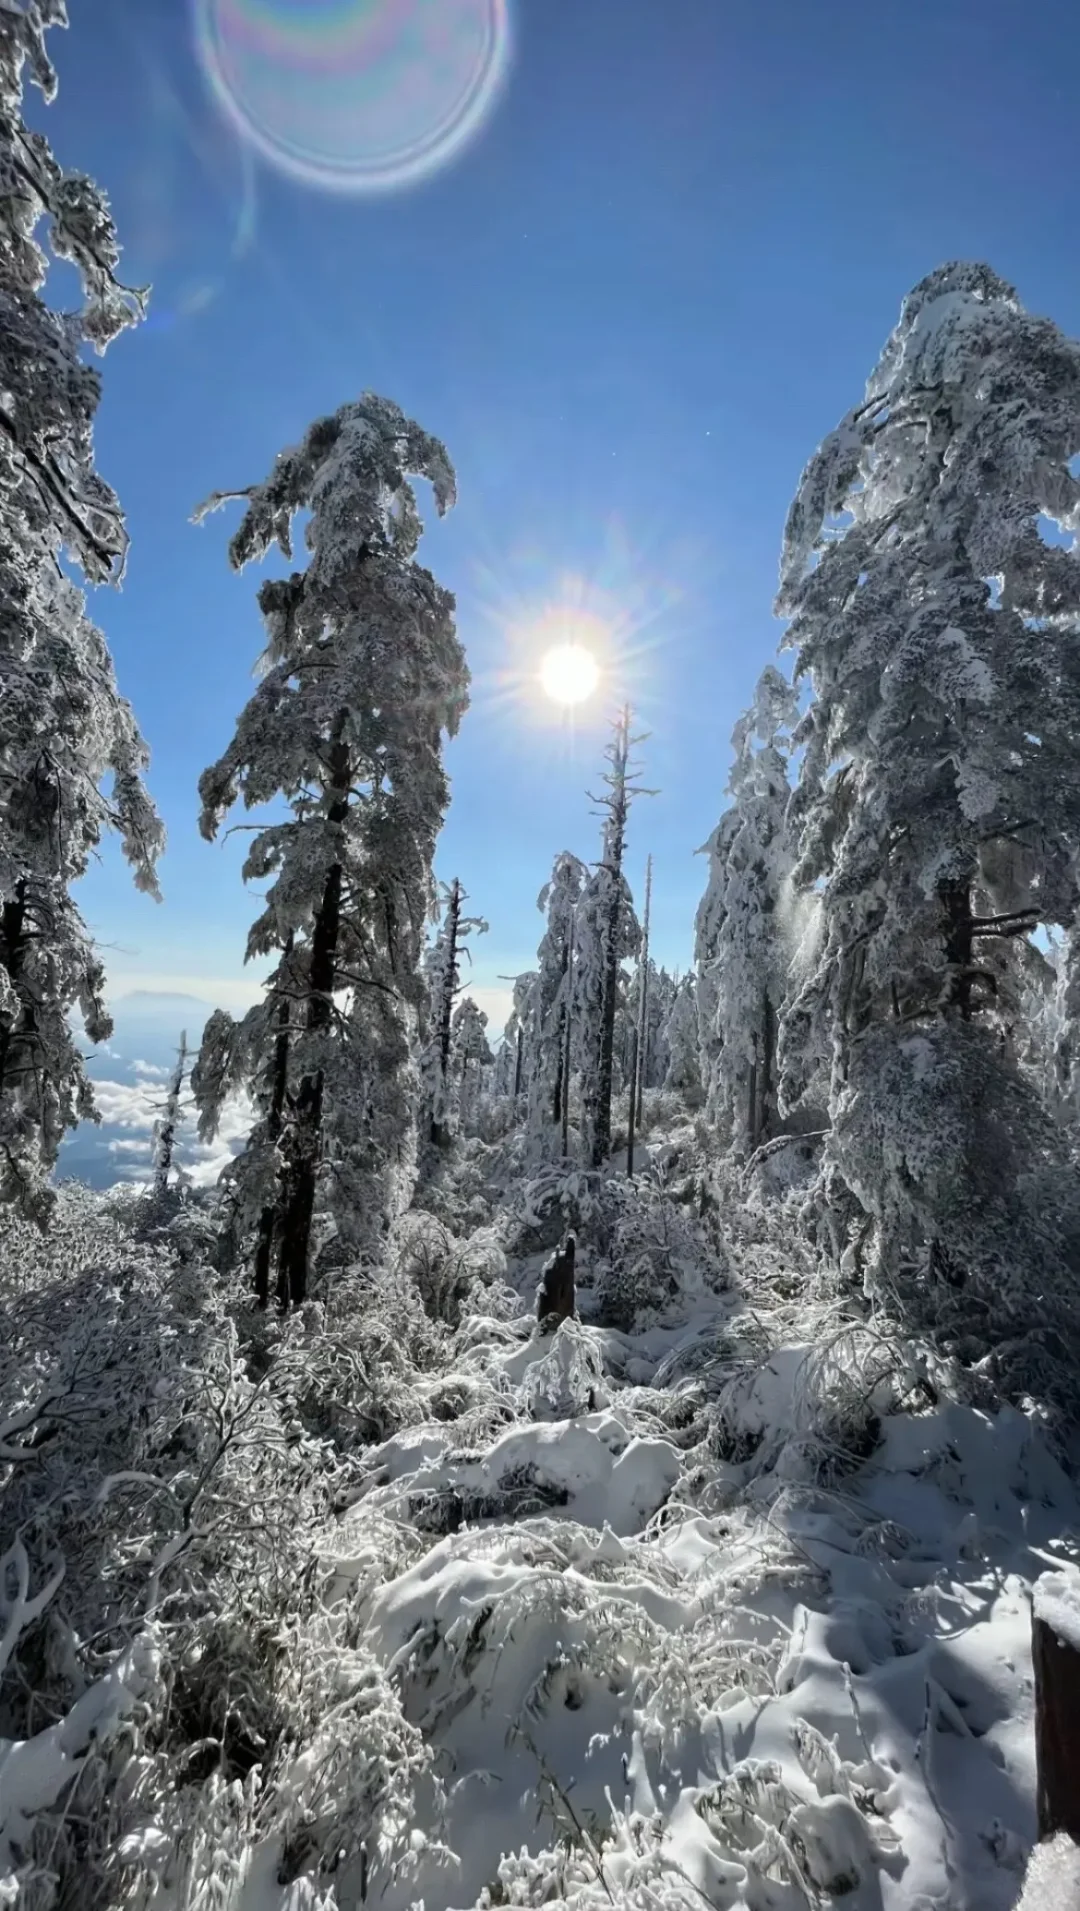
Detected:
left=193, top=0, right=511, bottom=196
left=539, top=642, right=601, bottom=707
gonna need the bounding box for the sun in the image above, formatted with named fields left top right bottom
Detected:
left=539, top=642, right=601, bottom=707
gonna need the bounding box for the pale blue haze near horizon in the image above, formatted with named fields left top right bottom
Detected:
left=46, top=0, right=1080, bottom=1045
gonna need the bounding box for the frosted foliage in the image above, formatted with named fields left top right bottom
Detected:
left=0, top=4, right=162, bottom=1222
left=493, top=970, right=539, bottom=1100
left=833, top=1018, right=1080, bottom=1394
left=663, top=975, right=700, bottom=1092
left=777, top=262, right=1080, bottom=1301
left=451, top=996, right=492, bottom=1133
left=194, top=394, right=468, bottom=1264
left=696, top=667, right=797, bottom=1145
left=526, top=853, right=587, bottom=1159
left=622, top=959, right=674, bottom=1092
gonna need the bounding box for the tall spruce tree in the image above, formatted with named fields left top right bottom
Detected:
left=0, top=4, right=163, bottom=1220
left=778, top=262, right=1080, bottom=1329
left=194, top=394, right=468, bottom=1306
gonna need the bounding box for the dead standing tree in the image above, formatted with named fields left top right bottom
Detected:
left=427, top=877, right=487, bottom=1147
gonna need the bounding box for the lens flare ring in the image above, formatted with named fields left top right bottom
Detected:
left=193, top=0, right=512, bottom=195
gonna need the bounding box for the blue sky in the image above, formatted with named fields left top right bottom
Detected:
left=46, top=0, right=1080, bottom=1040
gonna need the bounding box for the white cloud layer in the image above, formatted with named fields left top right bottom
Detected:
left=90, top=1068, right=252, bottom=1190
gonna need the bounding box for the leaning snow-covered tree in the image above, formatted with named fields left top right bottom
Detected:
left=194, top=394, right=468, bottom=1306
left=0, top=5, right=163, bottom=1220
left=696, top=665, right=797, bottom=1152
left=525, top=851, right=587, bottom=1160
left=778, top=261, right=1080, bottom=1352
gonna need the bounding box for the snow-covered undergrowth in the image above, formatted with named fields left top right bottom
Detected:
left=0, top=1141, right=1073, bottom=1909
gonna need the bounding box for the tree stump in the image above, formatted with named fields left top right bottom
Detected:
left=1032, top=1569, right=1080, bottom=1844
left=537, top=1232, right=576, bottom=1333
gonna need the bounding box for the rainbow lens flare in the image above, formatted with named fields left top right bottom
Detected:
left=193, top=0, right=511, bottom=195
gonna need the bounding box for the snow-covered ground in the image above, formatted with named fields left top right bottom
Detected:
left=1, top=1129, right=1076, bottom=1909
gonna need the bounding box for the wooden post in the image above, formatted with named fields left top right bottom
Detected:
left=1032, top=1570, right=1080, bottom=1843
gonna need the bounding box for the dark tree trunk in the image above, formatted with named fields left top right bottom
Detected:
left=537, top=1233, right=576, bottom=1331
left=940, top=877, right=975, bottom=1018
left=0, top=882, right=29, bottom=1096
left=513, top=1026, right=523, bottom=1100
left=277, top=1072, right=324, bottom=1310
left=1032, top=1577, right=1080, bottom=1843
left=276, top=743, right=349, bottom=1310
left=253, top=944, right=293, bottom=1308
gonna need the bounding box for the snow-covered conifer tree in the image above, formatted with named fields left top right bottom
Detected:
left=0, top=5, right=163, bottom=1220
left=492, top=970, right=539, bottom=1103
left=695, top=666, right=797, bottom=1151
left=663, top=974, right=701, bottom=1095
left=526, top=852, right=587, bottom=1159
left=577, top=710, right=647, bottom=1167
left=778, top=262, right=1080, bottom=1316
left=195, top=395, right=468, bottom=1305
left=451, top=994, right=492, bottom=1133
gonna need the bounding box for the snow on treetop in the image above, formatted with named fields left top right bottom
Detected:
left=1033, top=1566, right=1080, bottom=1654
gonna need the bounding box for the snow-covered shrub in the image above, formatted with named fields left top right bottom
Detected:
left=587, top=1176, right=725, bottom=1333
left=0, top=1188, right=394, bottom=1907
